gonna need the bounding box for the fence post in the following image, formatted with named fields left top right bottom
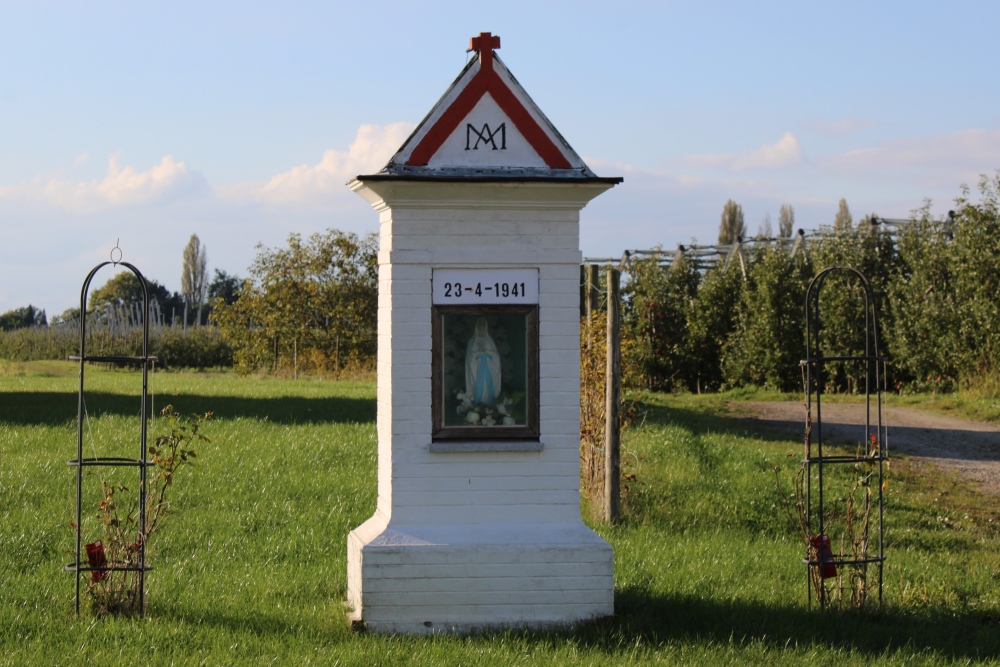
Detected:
left=604, top=268, right=621, bottom=523
left=587, top=264, right=600, bottom=326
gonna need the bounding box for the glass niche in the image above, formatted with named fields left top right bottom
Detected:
left=432, top=304, right=539, bottom=440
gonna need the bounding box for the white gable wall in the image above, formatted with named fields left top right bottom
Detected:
left=426, top=94, right=549, bottom=169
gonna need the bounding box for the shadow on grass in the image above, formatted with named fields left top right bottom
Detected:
left=151, top=601, right=338, bottom=640
left=576, top=586, right=1000, bottom=660
left=147, top=588, right=1000, bottom=660
left=733, top=407, right=1000, bottom=465
left=637, top=400, right=803, bottom=447
left=0, top=392, right=376, bottom=426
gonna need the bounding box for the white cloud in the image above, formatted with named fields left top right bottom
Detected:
left=97, top=153, right=208, bottom=205
left=226, top=122, right=416, bottom=206
left=822, top=127, right=1000, bottom=189
left=0, top=154, right=208, bottom=212
left=731, top=132, right=805, bottom=170
left=580, top=156, right=791, bottom=252
left=828, top=128, right=1000, bottom=171
left=0, top=123, right=418, bottom=313
left=681, top=132, right=806, bottom=171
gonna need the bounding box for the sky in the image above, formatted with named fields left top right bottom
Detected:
left=2, top=1, right=999, bottom=317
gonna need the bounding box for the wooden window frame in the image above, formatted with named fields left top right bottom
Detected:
left=431, top=304, right=539, bottom=441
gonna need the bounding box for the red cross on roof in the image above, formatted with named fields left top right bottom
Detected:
left=468, top=32, right=501, bottom=70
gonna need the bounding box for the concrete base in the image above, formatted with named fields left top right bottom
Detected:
left=347, top=512, right=614, bottom=634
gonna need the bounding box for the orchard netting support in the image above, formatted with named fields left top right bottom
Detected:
left=801, top=266, right=888, bottom=609
left=583, top=213, right=953, bottom=272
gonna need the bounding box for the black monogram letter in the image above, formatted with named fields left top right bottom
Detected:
left=465, top=123, right=507, bottom=151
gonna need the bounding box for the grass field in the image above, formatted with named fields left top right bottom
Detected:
left=1, top=361, right=998, bottom=665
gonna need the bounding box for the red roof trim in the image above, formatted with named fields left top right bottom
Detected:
left=405, top=55, right=571, bottom=169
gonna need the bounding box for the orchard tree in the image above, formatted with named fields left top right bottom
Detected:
left=722, top=243, right=812, bottom=391
left=886, top=206, right=959, bottom=390
left=88, top=271, right=183, bottom=324
left=687, top=260, right=744, bottom=391
left=811, top=217, right=897, bottom=393
left=949, top=173, right=1000, bottom=381
left=718, top=199, right=746, bottom=245
left=213, top=229, right=378, bottom=374
left=622, top=248, right=699, bottom=391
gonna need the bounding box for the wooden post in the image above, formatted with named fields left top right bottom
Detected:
left=604, top=268, right=621, bottom=523
left=587, top=264, right=599, bottom=325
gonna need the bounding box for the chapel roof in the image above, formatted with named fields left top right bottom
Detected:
left=361, top=32, right=620, bottom=184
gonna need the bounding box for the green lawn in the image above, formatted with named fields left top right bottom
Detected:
left=1, top=362, right=998, bottom=665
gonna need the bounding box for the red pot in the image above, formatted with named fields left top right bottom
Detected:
left=85, top=540, right=108, bottom=582
left=809, top=534, right=837, bottom=579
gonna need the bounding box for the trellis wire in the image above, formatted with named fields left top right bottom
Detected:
left=583, top=215, right=953, bottom=271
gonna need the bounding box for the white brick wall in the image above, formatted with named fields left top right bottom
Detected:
left=347, top=179, right=617, bottom=632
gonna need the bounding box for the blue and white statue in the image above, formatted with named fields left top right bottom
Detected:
left=465, top=317, right=502, bottom=406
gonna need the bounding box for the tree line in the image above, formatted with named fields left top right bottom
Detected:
left=621, top=173, right=1000, bottom=394
left=0, top=234, right=239, bottom=331
left=0, top=229, right=378, bottom=375
left=0, top=234, right=239, bottom=368
left=4, top=174, right=998, bottom=391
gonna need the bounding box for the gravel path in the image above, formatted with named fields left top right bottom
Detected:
left=731, top=401, right=1000, bottom=497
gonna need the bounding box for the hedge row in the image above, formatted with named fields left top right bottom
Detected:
left=0, top=325, right=232, bottom=370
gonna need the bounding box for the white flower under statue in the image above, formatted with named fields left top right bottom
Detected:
left=454, top=382, right=517, bottom=427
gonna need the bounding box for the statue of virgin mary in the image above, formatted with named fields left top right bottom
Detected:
left=465, top=317, right=502, bottom=406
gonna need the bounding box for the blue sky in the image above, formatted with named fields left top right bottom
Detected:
left=2, top=1, right=998, bottom=316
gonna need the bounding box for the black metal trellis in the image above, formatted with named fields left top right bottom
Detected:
left=801, top=266, right=888, bottom=609
left=66, top=255, right=157, bottom=616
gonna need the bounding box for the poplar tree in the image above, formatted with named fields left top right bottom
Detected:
left=834, top=198, right=853, bottom=231
left=718, top=199, right=746, bottom=245
left=779, top=204, right=795, bottom=238
left=181, top=234, right=208, bottom=325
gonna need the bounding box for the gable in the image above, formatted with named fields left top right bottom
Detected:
left=380, top=33, right=596, bottom=178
